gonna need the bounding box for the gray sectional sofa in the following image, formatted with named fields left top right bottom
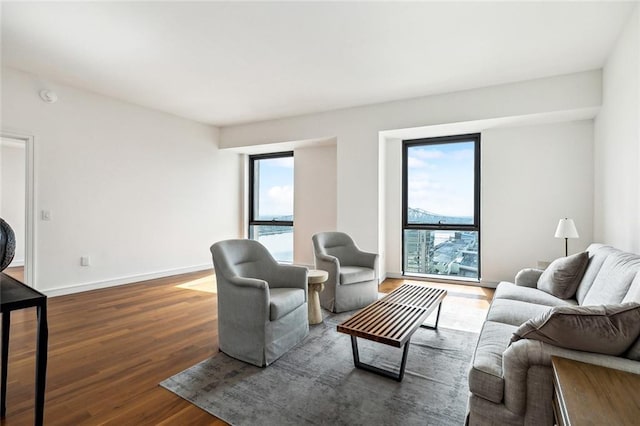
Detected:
left=468, top=243, right=640, bottom=425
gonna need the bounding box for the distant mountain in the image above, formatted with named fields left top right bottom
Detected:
left=407, top=207, right=472, bottom=225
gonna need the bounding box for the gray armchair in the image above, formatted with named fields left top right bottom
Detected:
left=312, top=232, right=379, bottom=313
left=210, top=239, right=309, bottom=367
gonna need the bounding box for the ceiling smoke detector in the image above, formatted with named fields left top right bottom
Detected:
left=39, top=90, right=58, bottom=103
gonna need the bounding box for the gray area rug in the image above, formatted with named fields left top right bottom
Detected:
left=160, top=312, right=478, bottom=425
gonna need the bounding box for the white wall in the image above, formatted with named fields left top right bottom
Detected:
left=0, top=140, right=26, bottom=265
left=293, top=144, right=337, bottom=266
left=1, top=67, right=241, bottom=294
left=222, top=71, right=602, bottom=284
left=383, top=138, right=402, bottom=280
left=594, top=6, right=640, bottom=253
left=481, top=121, right=594, bottom=282
left=383, top=121, right=594, bottom=285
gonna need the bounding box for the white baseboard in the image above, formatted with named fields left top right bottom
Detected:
left=8, top=258, right=25, bottom=267
left=385, top=272, right=403, bottom=279
left=43, top=264, right=213, bottom=297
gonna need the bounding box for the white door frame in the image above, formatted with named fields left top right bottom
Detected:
left=1, top=130, right=36, bottom=288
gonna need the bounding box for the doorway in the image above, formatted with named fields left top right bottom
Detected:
left=1, top=132, right=35, bottom=287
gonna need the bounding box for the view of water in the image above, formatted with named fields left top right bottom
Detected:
left=255, top=232, right=293, bottom=263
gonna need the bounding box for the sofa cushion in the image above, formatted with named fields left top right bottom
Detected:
left=339, top=266, right=375, bottom=285
left=486, top=299, right=556, bottom=327
left=469, top=321, right=518, bottom=404
left=511, top=303, right=640, bottom=355
left=494, top=282, right=578, bottom=307
left=626, top=335, right=640, bottom=361
left=581, top=252, right=640, bottom=306
left=575, top=245, right=619, bottom=304
left=269, top=288, right=305, bottom=321
left=537, top=252, right=589, bottom=299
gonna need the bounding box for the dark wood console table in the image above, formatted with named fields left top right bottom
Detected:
left=551, top=356, right=640, bottom=426
left=1, top=272, right=48, bottom=425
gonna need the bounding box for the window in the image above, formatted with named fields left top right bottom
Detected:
left=249, top=152, right=294, bottom=262
left=402, top=134, right=480, bottom=280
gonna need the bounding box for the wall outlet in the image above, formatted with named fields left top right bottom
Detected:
left=81, top=256, right=90, bottom=266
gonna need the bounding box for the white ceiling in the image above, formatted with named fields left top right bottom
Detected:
left=1, top=2, right=635, bottom=127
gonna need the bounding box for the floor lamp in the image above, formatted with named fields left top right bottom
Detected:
left=555, top=218, right=579, bottom=257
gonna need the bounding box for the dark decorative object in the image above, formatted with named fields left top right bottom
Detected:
left=0, top=218, right=16, bottom=271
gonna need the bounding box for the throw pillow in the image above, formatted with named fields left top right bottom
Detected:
left=510, top=302, right=640, bottom=356
left=537, top=252, right=589, bottom=299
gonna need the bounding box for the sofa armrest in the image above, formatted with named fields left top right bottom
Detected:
left=502, top=339, right=640, bottom=416
left=514, top=268, right=544, bottom=288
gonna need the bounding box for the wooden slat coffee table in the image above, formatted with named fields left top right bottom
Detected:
left=337, top=283, right=447, bottom=382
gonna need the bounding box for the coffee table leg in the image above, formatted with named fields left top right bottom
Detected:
left=350, top=336, right=411, bottom=382
left=420, top=301, right=443, bottom=330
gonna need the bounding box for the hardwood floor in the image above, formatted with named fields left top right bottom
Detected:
left=3, top=267, right=24, bottom=283
left=381, top=278, right=495, bottom=333
left=1, top=271, right=493, bottom=425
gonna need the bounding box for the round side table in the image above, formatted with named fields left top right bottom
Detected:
left=307, top=269, right=328, bottom=325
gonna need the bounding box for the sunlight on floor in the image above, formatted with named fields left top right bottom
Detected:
left=173, top=273, right=489, bottom=333
left=176, top=275, right=217, bottom=293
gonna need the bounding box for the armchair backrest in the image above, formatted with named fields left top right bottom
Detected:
left=211, top=239, right=277, bottom=281
left=312, top=232, right=360, bottom=265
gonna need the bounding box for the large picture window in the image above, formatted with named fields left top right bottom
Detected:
left=402, top=134, right=480, bottom=280
left=249, top=152, right=294, bottom=263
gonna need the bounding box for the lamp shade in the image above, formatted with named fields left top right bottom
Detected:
left=554, top=218, right=579, bottom=239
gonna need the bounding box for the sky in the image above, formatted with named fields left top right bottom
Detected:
left=255, top=156, right=294, bottom=219
left=407, top=141, right=475, bottom=218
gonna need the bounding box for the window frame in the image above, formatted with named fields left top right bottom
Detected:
left=248, top=151, right=294, bottom=230
left=401, top=133, right=481, bottom=278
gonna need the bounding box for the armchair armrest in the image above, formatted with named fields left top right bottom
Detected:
left=351, top=250, right=379, bottom=272
left=315, top=254, right=339, bottom=288
left=219, top=275, right=270, bottom=327
left=316, top=252, right=339, bottom=270
left=514, top=268, right=544, bottom=288
left=228, top=276, right=268, bottom=289
left=269, top=264, right=309, bottom=300
left=316, top=252, right=339, bottom=266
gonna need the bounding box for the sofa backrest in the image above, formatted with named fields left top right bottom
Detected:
left=623, top=273, right=640, bottom=304
left=577, top=244, right=640, bottom=306
left=575, top=244, right=618, bottom=304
